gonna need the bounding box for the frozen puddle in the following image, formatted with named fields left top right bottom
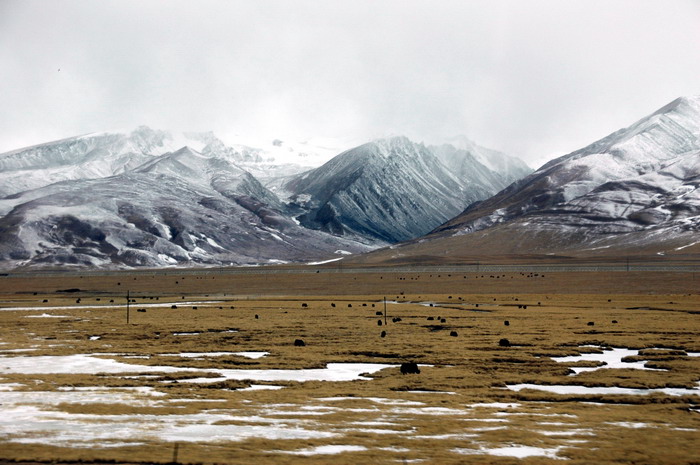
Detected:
left=553, top=347, right=665, bottom=374
left=507, top=383, right=700, bottom=396
left=0, top=353, right=393, bottom=383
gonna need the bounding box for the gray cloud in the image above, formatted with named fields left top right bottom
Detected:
left=1, top=0, right=698, bottom=167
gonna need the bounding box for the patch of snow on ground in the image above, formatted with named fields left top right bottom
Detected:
left=1, top=301, right=224, bottom=312
left=552, top=346, right=665, bottom=374
left=0, top=406, right=335, bottom=447
left=607, top=422, right=653, bottom=429
left=0, top=354, right=197, bottom=375
left=276, top=445, right=368, bottom=456
left=507, top=383, right=700, bottom=396
left=306, top=257, right=344, bottom=265
left=238, top=385, right=284, bottom=391
left=0, top=353, right=393, bottom=385
left=24, top=313, right=70, bottom=318
left=161, top=351, right=269, bottom=359
left=453, top=444, right=564, bottom=459
left=469, top=402, right=521, bottom=409
left=181, top=363, right=395, bottom=383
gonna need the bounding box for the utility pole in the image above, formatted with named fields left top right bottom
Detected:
left=126, top=290, right=130, bottom=324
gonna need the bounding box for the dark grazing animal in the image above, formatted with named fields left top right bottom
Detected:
left=400, top=362, right=420, bottom=374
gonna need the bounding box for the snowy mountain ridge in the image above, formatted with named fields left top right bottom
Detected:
left=0, top=128, right=531, bottom=269
left=418, top=95, right=700, bottom=256
left=283, top=136, right=529, bottom=243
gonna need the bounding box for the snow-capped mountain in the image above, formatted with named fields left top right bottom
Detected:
left=0, top=127, right=347, bottom=202
left=0, top=144, right=371, bottom=269
left=368, top=95, right=700, bottom=260
left=0, top=125, right=531, bottom=269
left=203, top=135, right=355, bottom=183
left=283, top=136, right=528, bottom=243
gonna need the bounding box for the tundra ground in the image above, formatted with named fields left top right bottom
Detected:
left=0, top=268, right=698, bottom=464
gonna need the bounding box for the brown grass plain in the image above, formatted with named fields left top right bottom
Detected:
left=0, top=266, right=698, bottom=465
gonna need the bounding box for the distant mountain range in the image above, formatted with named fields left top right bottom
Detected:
left=0, top=127, right=529, bottom=269
left=355, top=96, right=700, bottom=264
left=3, top=96, right=696, bottom=270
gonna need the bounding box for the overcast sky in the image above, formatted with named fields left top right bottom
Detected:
left=1, top=0, right=698, bottom=167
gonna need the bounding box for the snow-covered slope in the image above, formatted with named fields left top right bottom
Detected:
left=0, top=127, right=207, bottom=198
left=416, top=96, right=700, bottom=255
left=283, top=136, right=525, bottom=243
left=0, top=127, right=346, bottom=200
left=438, top=135, right=532, bottom=185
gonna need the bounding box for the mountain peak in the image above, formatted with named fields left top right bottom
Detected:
left=652, top=95, right=700, bottom=117
left=372, top=135, right=417, bottom=150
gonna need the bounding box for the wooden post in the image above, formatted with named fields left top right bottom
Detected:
left=384, top=296, right=387, bottom=326
left=126, top=290, right=130, bottom=324
left=172, top=442, right=179, bottom=463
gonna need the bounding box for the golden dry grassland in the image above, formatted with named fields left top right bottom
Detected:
left=0, top=268, right=698, bottom=465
